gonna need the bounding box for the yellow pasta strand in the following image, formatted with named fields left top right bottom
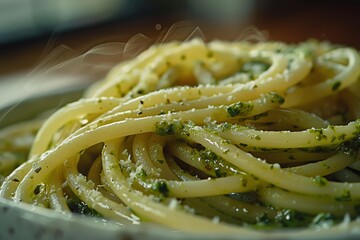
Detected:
left=1, top=39, right=360, bottom=234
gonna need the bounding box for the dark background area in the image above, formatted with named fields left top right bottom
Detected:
left=1, top=0, right=360, bottom=76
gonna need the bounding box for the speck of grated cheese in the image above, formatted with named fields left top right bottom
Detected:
left=212, top=216, right=220, bottom=224
left=168, top=198, right=178, bottom=210
left=272, top=163, right=281, bottom=169
left=227, top=95, right=235, bottom=102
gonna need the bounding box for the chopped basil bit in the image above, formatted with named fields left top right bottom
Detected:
left=214, top=168, right=226, bottom=177
left=152, top=180, right=169, bottom=197
left=309, top=128, right=327, bottom=141
left=136, top=168, right=148, bottom=179
left=66, top=191, right=102, bottom=217
left=198, top=148, right=237, bottom=177
left=254, top=135, right=261, bottom=140
left=269, top=93, right=285, bottom=104
left=313, top=176, right=328, bottom=186
left=332, top=81, right=341, bottom=91
left=227, top=102, right=254, bottom=117
left=255, top=210, right=309, bottom=228
left=339, top=137, right=360, bottom=156
left=155, top=120, right=183, bottom=136
left=335, top=189, right=351, bottom=202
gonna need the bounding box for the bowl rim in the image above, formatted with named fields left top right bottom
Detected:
left=0, top=84, right=87, bottom=129
left=1, top=196, right=360, bottom=240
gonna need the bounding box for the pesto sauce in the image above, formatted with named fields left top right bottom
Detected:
left=227, top=102, right=254, bottom=117
left=242, top=136, right=360, bottom=154
left=338, top=136, right=360, bottom=157
left=332, top=81, right=341, bottom=91
left=254, top=209, right=339, bottom=229
left=66, top=191, right=102, bottom=217
left=268, top=93, right=285, bottom=104
left=312, top=176, right=328, bottom=186
left=198, top=148, right=238, bottom=177
left=335, top=189, right=352, bottom=202
left=239, top=61, right=271, bottom=79
left=308, top=128, right=328, bottom=141
left=151, top=180, right=169, bottom=197
left=154, top=120, right=183, bottom=136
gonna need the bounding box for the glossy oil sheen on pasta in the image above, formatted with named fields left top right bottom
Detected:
left=1, top=39, right=360, bottom=236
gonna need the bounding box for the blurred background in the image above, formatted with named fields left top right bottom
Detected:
left=0, top=0, right=359, bottom=105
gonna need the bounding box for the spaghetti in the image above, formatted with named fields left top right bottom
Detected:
left=1, top=39, right=360, bottom=235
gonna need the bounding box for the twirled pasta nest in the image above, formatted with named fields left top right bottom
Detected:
left=1, top=39, right=360, bottom=236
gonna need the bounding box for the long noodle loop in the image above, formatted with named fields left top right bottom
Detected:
left=1, top=39, right=360, bottom=234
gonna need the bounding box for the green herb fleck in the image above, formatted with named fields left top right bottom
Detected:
left=227, top=102, right=254, bottom=117
left=155, top=120, right=182, bottom=136
left=339, top=137, right=360, bottom=156
left=254, top=135, right=261, bottom=140
left=309, top=128, right=327, bottom=141
left=136, top=168, right=148, bottom=179
left=215, top=168, right=227, bottom=177
left=67, top=192, right=102, bottom=217
left=332, top=81, right=341, bottom=91
left=269, top=92, right=285, bottom=104
left=335, top=189, right=351, bottom=202
left=152, top=180, right=169, bottom=197
left=313, top=176, right=328, bottom=186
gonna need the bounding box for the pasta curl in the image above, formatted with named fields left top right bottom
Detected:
left=1, top=39, right=360, bottom=234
